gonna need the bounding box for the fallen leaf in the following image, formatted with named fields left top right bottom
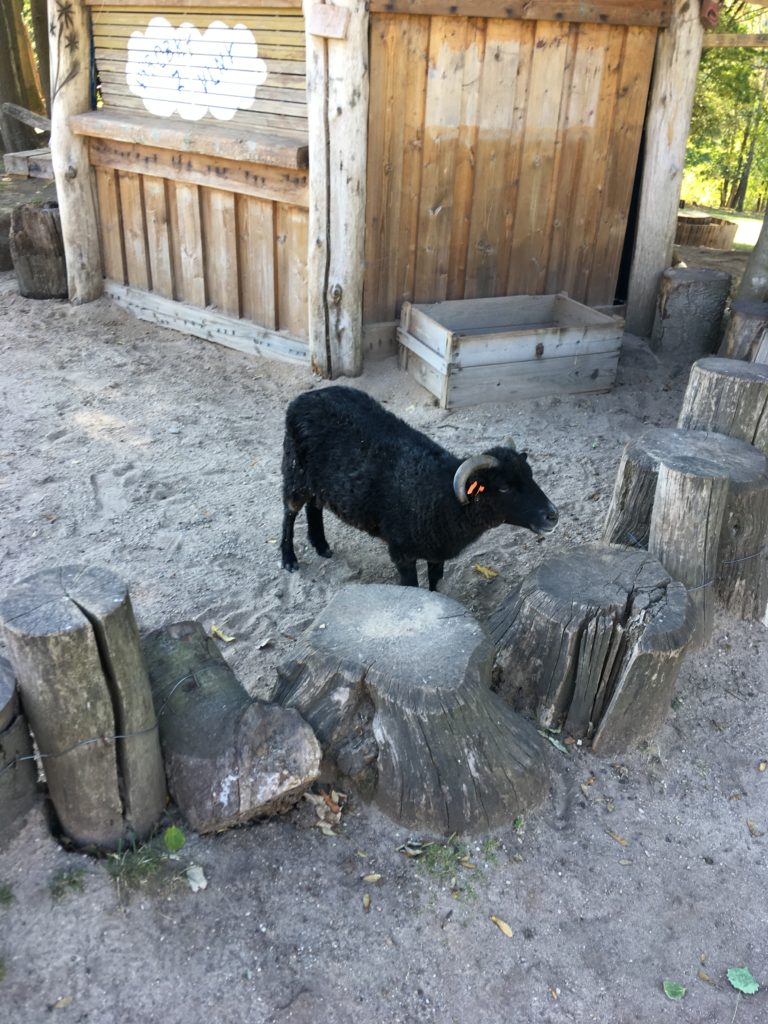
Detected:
left=473, top=563, right=499, bottom=580
left=538, top=730, right=570, bottom=755
left=663, top=980, right=686, bottom=1001
left=186, top=865, right=208, bottom=892
left=490, top=915, right=514, bottom=938
left=397, top=839, right=432, bottom=858
left=459, top=859, right=476, bottom=870
left=51, top=996, right=73, bottom=1011
left=758, top=761, right=767, bottom=772
left=362, top=893, right=371, bottom=913
left=747, top=819, right=764, bottom=838
left=727, top=966, right=759, bottom=995
left=211, top=624, right=235, bottom=643
left=362, top=873, right=382, bottom=883
left=618, top=859, right=633, bottom=866
left=698, top=969, right=715, bottom=986
left=315, top=822, right=337, bottom=837
left=580, top=784, right=591, bottom=797
left=606, top=830, right=629, bottom=847
left=257, top=637, right=272, bottom=649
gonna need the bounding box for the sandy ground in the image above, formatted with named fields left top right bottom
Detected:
left=0, top=273, right=766, bottom=1024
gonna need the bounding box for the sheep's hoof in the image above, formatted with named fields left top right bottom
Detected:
left=317, top=546, right=333, bottom=559
left=281, top=556, right=299, bottom=572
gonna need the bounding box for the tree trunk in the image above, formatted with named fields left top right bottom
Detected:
left=0, top=566, right=166, bottom=850
left=736, top=213, right=768, bottom=303
left=0, top=655, right=38, bottom=843
left=0, top=0, right=45, bottom=152
left=28, top=0, right=51, bottom=113
left=651, top=267, right=731, bottom=365
left=678, top=356, right=768, bottom=454
left=142, top=622, right=321, bottom=834
left=10, top=202, right=67, bottom=299
left=719, top=300, right=768, bottom=360
left=274, top=584, right=549, bottom=835
left=489, top=545, right=695, bottom=757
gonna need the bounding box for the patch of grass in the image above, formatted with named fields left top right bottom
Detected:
left=105, top=837, right=186, bottom=904
left=418, top=835, right=479, bottom=901
left=481, top=836, right=501, bottom=865
left=0, top=884, right=14, bottom=907
left=49, top=867, right=86, bottom=901
left=0, top=958, right=5, bottom=983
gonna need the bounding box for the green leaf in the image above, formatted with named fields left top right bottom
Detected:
left=663, top=980, right=687, bottom=1001
left=163, top=825, right=186, bottom=853
left=727, top=967, right=759, bottom=995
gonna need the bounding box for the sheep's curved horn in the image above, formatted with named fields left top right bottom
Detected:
left=503, top=435, right=516, bottom=450
left=453, top=454, right=500, bottom=505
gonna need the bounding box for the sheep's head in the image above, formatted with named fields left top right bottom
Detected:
left=453, top=446, right=558, bottom=536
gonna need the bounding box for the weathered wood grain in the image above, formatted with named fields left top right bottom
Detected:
left=651, top=267, right=731, bottom=365
left=0, top=656, right=38, bottom=841
left=719, top=301, right=768, bottom=362
left=678, top=357, right=768, bottom=456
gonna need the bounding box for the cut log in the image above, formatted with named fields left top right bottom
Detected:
left=489, top=545, right=694, bottom=757
left=142, top=621, right=321, bottom=834
left=0, top=566, right=166, bottom=849
left=719, top=300, right=768, bottom=361
left=9, top=202, right=67, bottom=298
left=273, top=584, right=549, bottom=835
left=651, top=267, right=731, bottom=365
left=0, top=655, right=38, bottom=844
left=602, top=427, right=768, bottom=633
left=678, top=357, right=768, bottom=455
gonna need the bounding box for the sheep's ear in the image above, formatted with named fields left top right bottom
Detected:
left=520, top=451, right=528, bottom=462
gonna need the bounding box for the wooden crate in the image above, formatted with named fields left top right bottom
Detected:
left=398, top=293, right=624, bottom=408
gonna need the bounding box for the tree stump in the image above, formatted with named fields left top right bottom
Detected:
left=489, top=545, right=695, bottom=756
left=273, top=584, right=549, bottom=835
left=678, top=357, right=768, bottom=455
left=9, top=202, right=68, bottom=299
left=142, top=621, right=321, bottom=834
left=0, top=566, right=166, bottom=849
left=0, top=655, right=38, bottom=843
left=719, top=300, right=768, bottom=361
left=651, top=267, right=731, bottom=364
left=602, top=428, right=768, bottom=633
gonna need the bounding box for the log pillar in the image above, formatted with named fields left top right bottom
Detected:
left=48, top=0, right=103, bottom=303
left=0, top=656, right=38, bottom=843
left=490, top=545, right=695, bottom=757
left=304, top=0, right=368, bottom=378
left=10, top=202, right=68, bottom=299
left=678, top=357, right=768, bottom=456
left=651, top=267, right=731, bottom=364
left=0, top=566, right=165, bottom=849
left=274, top=584, right=549, bottom=835
left=719, top=301, right=768, bottom=361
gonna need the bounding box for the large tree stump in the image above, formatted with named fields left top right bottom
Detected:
left=602, top=428, right=768, bottom=632
left=719, top=301, right=768, bottom=361
left=678, top=357, right=768, bottom=455
left=651, top=267, right=731, bottom=364
left=490, top=545, right=695, bottom=757
left=9, top=202, right=68, bottom=299
left=142, top=622, right=321, bottom=834
left=273, top=584, right=549, bottom=835
left=0, top=566, right=166, bottom=849
left=0, top=655, right=38, bottom=843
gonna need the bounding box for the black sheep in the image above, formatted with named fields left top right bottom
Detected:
left=280, top=386, right=558, bottom=590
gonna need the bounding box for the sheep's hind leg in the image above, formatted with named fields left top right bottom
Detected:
left=389, top=547, right=418, bottom=587
left=427, top=562, right=444, bottom=592
left=306, top=499, right=332, bottom=558
left=280, top=497, right=305, bottom=571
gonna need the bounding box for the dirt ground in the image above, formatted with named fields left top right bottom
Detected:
left=0, top=271, right=766, bottom=1024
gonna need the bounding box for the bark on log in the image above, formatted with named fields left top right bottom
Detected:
left=489, top=545, right=694, bottom=757
left=678, top=357, right=768, bottom=455
left=651, top=267, right=731, bottom=365
left=273, top=584, right=549, bottom=835
left=719, top=301, right=768, bottom=361
left=142, top=622, right=321, bottom=834
left=602, top=427, right=768, bottom=633
left=0, top=655, right=38, bottom=844
left=0, top=566, right=165, bottom=849
left=9, top=201, right=67, bottom=298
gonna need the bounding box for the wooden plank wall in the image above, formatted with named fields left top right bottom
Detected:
left=90, top=5, right=307, bottom=135
left=93, top=164, right=309, bottom=336
left=364, top=14, right=658, bottom=323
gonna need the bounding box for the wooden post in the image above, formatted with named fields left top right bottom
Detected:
left=490, top=545, right=695, bottom=757
left=9, top=202, right=68, bottom=299
left=0, top=656, right=38, bottom=841
left=678, top=357, right=768, bottom=455
left=719, top=301, right=768, bottom=361
left=48, top=0, right=103, bottom=303
left=626, top=0, right=703, bottom=338
left=274, top=584, right=549, bottom=835
left=0, top=566, right=165, bottom=849
left=304, top=0, right=368, bottom=378
left=651, top=267, right=731, bottom=363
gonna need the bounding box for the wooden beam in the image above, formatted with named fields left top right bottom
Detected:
left=368, top=1, right=671, bottom=28
left=702, top=34, right=768, bottom=48
left=304, top=0, right=369, bottom=378
left=48, top=0, right=103, bottom=302
left=626, top=0, right=703, bottom=339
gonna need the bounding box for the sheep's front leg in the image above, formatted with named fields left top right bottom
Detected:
left=306, top=499, right=332, bottom=558
left=280, top=498, right=304, bottom=571
left=389, top=546, right=418, bottom=587
left=427, top=562, right=444, bottom=592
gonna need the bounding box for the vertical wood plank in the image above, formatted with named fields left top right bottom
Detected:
left=507, top=20, right=572, bottom=297
left=276, top=204, right=309, bottom=339
left=142, top=175, right=174, bottom=300
left=172, top=182, right=206, bottom=308
left=94, top=166, right=126, bottom=285
left=201, top=188, right=239, bottom=318
left=118, top=171, right=150, bottom=291
left=237, top=194, right=277, bottom=329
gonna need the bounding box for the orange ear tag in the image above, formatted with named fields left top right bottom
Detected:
left=467, top=481, right=478, bottom=496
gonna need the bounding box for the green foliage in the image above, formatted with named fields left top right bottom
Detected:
left=163, top=825, right=186, bottom=854
left=49, top=867, right=86, bottom=901
left=0, top=884, right=14, bottom=907
left=727, top=966, right=760, bottom=994
left=0, top=958, right=5, bottom=984
left=662, top=980, right=686, bottom=1001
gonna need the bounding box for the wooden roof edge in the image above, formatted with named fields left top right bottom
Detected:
left=367, top=2, right=671, bottom=29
